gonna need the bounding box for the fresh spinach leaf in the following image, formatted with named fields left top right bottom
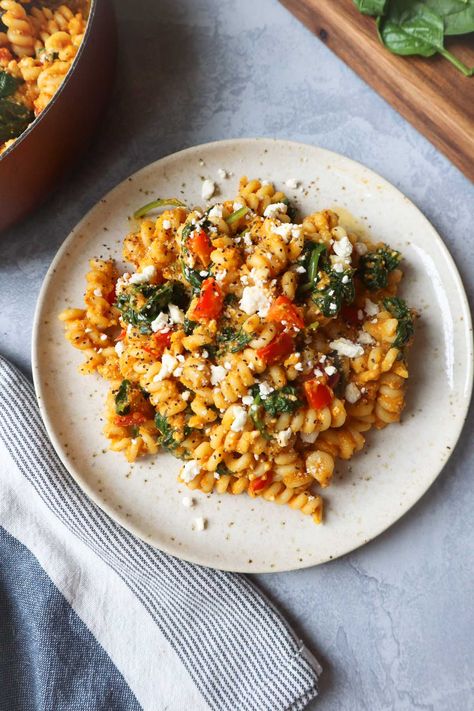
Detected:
left=0, top=71, right=22, bottom=99
left=358, top=246, right=401, bottom=290
left=378, top=1, right=473, bottom=75
left=353, top=0, right=388, bottom=15
left=425, top=0, right=474, bottom=35
left=383, top=296, right=414, bottom=347
left=0, top=99, right=34, bottom=143
left=115, top=379, right=131, bottom=415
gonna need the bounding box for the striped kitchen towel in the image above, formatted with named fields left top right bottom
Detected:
left=0, top=355, right=321, bottom=711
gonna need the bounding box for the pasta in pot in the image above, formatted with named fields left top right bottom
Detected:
left=0, top=0, right=89, bottom=152
left=59, top=177, right=417, bottom=524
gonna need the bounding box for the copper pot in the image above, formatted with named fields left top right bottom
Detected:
left=0, top=0, right=117, bottom=232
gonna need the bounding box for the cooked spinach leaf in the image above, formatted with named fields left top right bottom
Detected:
left=358, top=246, right=401, bottom=290
left=115, top=379, right=131, bottom=415
left=299, top=241, right=327, bottom=295
left=383, top=296, right=414, bottom=347
left=181, top=261, right=208, bottom=293
left=259, top=385, right=302, bottom=417
left=226, top=206, right=249, bottom=224
left=281, top=197, right=297, bottom=222
left=154, top=412, right=179, bottom=451
left=217, top=326, right=252, bottom=353
left=248, top=389, right=271, bottom=440
left=0, top=71, right=22, bottom=99
left=312, top=266, right=355, bottom=317
left=117, top=281, right=189, bottom=334
left=133, top=198, right=186, bottom=220
left=0, top=98, right=34, bottom=143
left=183, top=317, right=197, bottom=335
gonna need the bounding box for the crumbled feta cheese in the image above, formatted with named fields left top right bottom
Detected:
left=233, top=201, right=244, bottom=210
left=115, top=341, right=124, bottom=357
left=173, top=367, right=183, bottom=377
left=217, top=168, right=227, bottom=179
left=242, top=395, right=253, bottom=406
left=182, top=496, right=194, bottom=508
left=276, top=427, right=293, bottom=447
left=214, top=270, right=227, bottom=283
left=294, top=265, right=306, bottom=274
left=294, top=362, right=304, bottom=371
left=211, top=365, right=226, bottom=385
left=151, top=312, right=170, bottom=333
left=162, top=219, right=172, bottom=230
left=355, top=242, right=368, bottom=255
left=224, top=361, right=232, bottom=370
left=115, top=273, right=130, bottom=295
left=239, top=284, right=272, bottom=318
left=345, top=383, right=361, bottom=404
left=263, top=202, right=288, bottom=218
left=271, top=223, right=302, bottom=242
left=341, top=275, right=350, bottom=284
left=258, top=382, right=274, bottom=399
left=181, top=390, right=191, bottom=401
left=300, top=431, right=319, bottom=444
left=176, top=354, right=185, bottom=362
left=332, top=262, right=344, bottom=273
left=324, top=365, right=337, bottom=376
left=199, top=270, right=209, bottom=277
left=154, top=353, right=178, bottom=381
left=357, top=309, right=364, bottom=321
left=202, top=350, right=209, bottom=358
left=168, top=304, right=184, bottom=324
left=208, top=204, right=223, bottom=219
left=285, top=178, right=299, bottom=189
left=181, top=459, right=201, bottom=483
left=201, top=179, right=215, bottom=201
left=333, top=236, right=353, bottom=260
left=100, top=334, right=107, bottom=341
left=314, top=368, right=323, bottom=377
left=129, top=265, right=156, bottom=284
left=329, top=338, right=364, bottom=358
left=242, top=231, right=253, bottom=248
left=364, top=298, right=379, bottom=316
left=93, top=288, right=102, bottom=297
left=193, top=516, right=206, bottom=532
left=357, top=330, right=375, bottom=345
left=84, top=328, right=92, bottom=333
left=230, top=406, right=247, bottom=432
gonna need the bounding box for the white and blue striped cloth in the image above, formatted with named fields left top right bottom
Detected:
left=0, top=356, right=321, bottom=711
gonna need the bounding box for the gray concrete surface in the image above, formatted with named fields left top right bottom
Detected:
left=1, top=1, right=473, bottom=709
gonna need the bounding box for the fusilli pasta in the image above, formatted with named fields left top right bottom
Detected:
left=59, top=176, right=417, bottom=524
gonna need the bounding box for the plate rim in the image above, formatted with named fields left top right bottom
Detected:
left=32, top=137, right=474, bottom=572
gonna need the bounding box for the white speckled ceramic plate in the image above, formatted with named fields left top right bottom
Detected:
left=32, top=139, right=473, bottom=573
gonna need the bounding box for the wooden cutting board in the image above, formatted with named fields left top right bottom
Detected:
left=280, top=0, right=474, bottom=181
